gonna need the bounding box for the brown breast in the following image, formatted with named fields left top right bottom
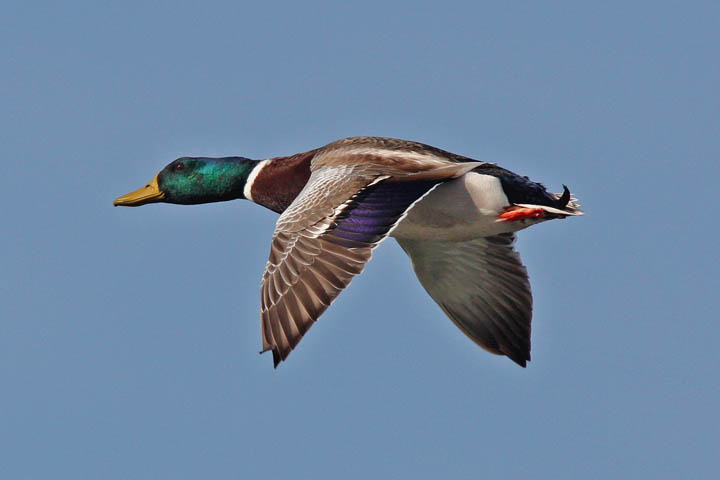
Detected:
left=250, top=149, right=317, bottom=213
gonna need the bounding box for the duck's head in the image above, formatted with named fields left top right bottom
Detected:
left=114, top=156, right=258, bottom=207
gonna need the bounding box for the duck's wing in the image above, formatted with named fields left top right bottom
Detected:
left=396, top=233, right=532, bottom=366
left=260, top=167, right=443, bottom=367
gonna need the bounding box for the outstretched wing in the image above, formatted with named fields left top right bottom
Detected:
left=397, top=233, right=533, bottom=366
left=261, top=167, right=442, bottom=367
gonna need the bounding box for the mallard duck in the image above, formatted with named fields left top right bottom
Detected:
left=115, top=137, right=582, bottom=367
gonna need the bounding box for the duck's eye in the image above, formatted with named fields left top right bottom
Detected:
left=174, top=163, right=186, bottom=172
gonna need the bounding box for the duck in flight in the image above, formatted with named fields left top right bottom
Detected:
left=114, top=137, right=583, bottom=367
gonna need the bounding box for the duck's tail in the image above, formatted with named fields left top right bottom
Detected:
left=500, top=185, right=583, bottom=222
left=517, top=185, right=583, bottom=217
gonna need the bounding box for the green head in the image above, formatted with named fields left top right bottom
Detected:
left=114, top=156, right=258, bottom=206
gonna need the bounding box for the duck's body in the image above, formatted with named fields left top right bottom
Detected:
left=115, top=137, right=582, bottom=368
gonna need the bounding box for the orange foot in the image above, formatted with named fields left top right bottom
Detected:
left=497, top=206, right=546, bottom=222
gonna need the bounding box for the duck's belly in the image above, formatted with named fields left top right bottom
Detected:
left=391, top=172, right=537, bottom=241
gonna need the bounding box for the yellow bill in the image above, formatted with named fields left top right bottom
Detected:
left=113, top=173, right=165, bottom=206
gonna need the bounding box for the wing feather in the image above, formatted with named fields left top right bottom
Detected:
left=397, top=233, right=533, bottom=366
left=260, top=168, right=444, bottom=366
left=259, top=140, right=487, bottom=367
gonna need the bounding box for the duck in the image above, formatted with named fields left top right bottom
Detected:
left=114, top=136, right=583, bottom=368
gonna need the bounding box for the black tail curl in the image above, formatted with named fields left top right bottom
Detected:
left=557, top=185, right=571, bottom=209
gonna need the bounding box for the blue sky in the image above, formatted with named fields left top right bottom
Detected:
left=2, top=1, right=718, bottom=478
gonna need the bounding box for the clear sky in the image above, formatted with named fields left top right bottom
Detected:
left=2, top=1, right=718, bottom=478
